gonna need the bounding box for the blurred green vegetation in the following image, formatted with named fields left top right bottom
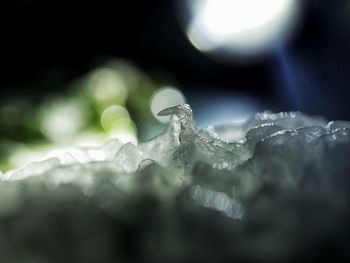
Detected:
left=0, top=60, right=170, bottom=171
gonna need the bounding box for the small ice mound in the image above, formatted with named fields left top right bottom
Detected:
left=1, top=104, right=350, bottom=262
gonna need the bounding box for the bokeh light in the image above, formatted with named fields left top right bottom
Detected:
left=151, top=87, right=186, bottom=123
left=40, top=98, right=86, bottom=143
left=182, top=0, right=301, bottom=60
left=87, top=68, right=128, bottom=108
left=0, top=60, right=164, bottom=170
left=100, top=105, right=131, bottom=132
left=8, top=144, right=43, bottom=168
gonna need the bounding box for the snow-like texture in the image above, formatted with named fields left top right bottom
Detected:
left=1, top=104, right=350, bottom=262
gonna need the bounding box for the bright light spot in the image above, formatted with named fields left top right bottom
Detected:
left=73, top=132, right=106, bottom=147
left=9, top=145, right=43, bottom=168
left=87, top=149, right=106, bottom=161
left=40, top=99, right=85, bottom=142
left=151, top=87, right=186, bottom=123
left=100, top=105, right=131, bottom=132
left=88, top=68, right=128, bottom=107
left=186, top=0, right=300, bottom=58
left=44, top=148, right=90, bottom=164
left=44, top=146, right=108, bottom=164
left=109, top=130, right=137, bottom=145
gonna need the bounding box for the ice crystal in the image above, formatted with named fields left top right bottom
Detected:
left=1, top=104, right=350, bottom=262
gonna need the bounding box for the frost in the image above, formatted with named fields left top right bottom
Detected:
left=1, top=104, right=350, bottom=262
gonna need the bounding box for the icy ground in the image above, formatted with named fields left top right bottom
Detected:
left=1, top=104, right=350, bottom=262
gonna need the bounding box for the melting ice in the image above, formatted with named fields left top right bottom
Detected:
left=1, top=104, right=350, bottom=262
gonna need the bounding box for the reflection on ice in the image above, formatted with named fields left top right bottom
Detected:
left=189, top=185, right=243, bottom=219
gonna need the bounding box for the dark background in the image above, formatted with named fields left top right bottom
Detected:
left=2, top=0, right=350, bottom=121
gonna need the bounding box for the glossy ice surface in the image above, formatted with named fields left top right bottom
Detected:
left=1, top=104, right=350, bottom=262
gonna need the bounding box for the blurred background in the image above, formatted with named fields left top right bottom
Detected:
left=1, top=0, right=350, bottom=170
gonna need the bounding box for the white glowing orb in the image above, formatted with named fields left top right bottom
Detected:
left=40, top=100, right=85, bottom=142
left=186, top=0, right=300, bottom=58
left=100, top=105, right=131, bottom=131
left=88, top=68, right=128, bottom=107
left=151, top=87, right=186, bottom=123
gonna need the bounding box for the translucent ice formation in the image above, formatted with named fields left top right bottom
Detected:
left=1, top=104, right=350, bottom=262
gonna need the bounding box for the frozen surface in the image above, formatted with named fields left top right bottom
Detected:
left=1, top=104, right=350, bottom=262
